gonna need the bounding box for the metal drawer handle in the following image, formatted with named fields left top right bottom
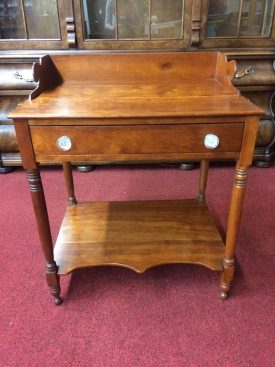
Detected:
left=204, top=134, right=220, bottom=149
left=234, top=67, right=254, bottom=79
left=56, top=136, right=72, bottom=151
left=13, top=71, right=34, bottom=83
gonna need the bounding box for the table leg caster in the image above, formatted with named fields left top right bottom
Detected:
left=220, top=258, right=234, bottom=300
left=220, top=290, right=229, bottom=300
left=76, top=165, right=95, bottom=172
left=0, top=166, right=14, bottom=174
left=178, top=162, right=196, bottom=170
left=54, top=296, right=63, bottom=306
left=46, top=263, right=62, bottom=306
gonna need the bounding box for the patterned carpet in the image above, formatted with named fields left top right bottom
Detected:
left=0, top=163, right=274, bottom=367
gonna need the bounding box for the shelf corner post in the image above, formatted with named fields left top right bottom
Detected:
left=198, top=159, right=209, bottom=202
left=220, top=116, right=259, bottom=299
left=63, top=161, right=77, bottom=206
left=14, top=119, right=62, bottom=306
left=220, top=165, right=248, bottom=299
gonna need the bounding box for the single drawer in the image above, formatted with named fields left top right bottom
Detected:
left=30, top=123, right=244, bottom=157
left=233, top=59, right=275, bottom=87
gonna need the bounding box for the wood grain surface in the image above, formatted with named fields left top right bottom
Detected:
left=30, top=123, right=244, bottom=156
left=9, top=52, right=263, bottom=119
left=54, top=200, right=225, bottom=274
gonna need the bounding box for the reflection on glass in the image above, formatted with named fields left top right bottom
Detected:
left=82, top=0, right=185, bottom=40
left=240, top=0, right=274, bottom=36
left=0, top=0, right=26, bottom=39
left=23, top=0, right=60, bottom=39
left=117, top=0, right=149, bottom=39
left=82, top=0, right=116, bottom=39
left=105, top=0, right=116, bottom=32
left=0, top=0, right=60, bottom=40
left=207, top=0, right=274, bottom=38
left=207, top=0, right=239, bottom=37
left=263, top=0, right=275, bottom=34
left=151, top=0, right=183, bottom=39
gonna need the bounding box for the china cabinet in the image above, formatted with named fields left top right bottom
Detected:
left=0, top=0, right=274, bottom=171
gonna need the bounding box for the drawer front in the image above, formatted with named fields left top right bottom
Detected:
left=30, top=124, right=243, bottom=157
left=233, top=59, right=275, bottom=87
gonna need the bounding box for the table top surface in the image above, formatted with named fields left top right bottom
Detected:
left=10, top=82, right=263, bottom=119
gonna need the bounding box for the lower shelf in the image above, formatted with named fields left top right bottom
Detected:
left=54, top=200, right=225, bottom=275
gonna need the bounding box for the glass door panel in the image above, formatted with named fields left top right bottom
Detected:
left=81, top=0, right=184, bottom=41
left=82, top=0, right=117, bottom=39
left=23, top=0, right=60, bottom=39
left=151, top=0, right=183, bottom=39
left=117, top=0, right=149, bottom=39
left=0, top=0, right=26, bottom=39
left=207, top=0, right=275, bottom=38
left=0, top=0, right=60, bottom=40
left=239, top=0, right=274, bottom=36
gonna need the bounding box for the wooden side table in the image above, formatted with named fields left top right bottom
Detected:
left=9, top=52, right=263, bottom=305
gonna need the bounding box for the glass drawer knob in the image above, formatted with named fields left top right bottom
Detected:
left=56, top=136, right=72, bottom=151
left=204, top=134, right=220, bottom=149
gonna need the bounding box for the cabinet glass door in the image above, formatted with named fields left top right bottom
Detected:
left=0, top=0, right=60, bottom=40
left=79, top=0, right=187, bottom=48
left=150, top=0, right=183, bottom=39
left=116, top=0, right=149, bottom=39
left=207, top=0, right=274, bottom=38
left=0, top=0, right=25, bottom=39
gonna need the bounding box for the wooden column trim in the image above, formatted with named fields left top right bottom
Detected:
left=191, top=0, right=201, bottom=46
left=66, top=17, right=76, bottom=48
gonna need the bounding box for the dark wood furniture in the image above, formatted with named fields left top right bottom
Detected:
left=9, top=52, right=263, bottom=305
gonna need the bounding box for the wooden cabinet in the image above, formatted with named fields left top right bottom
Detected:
left=0, top=0, right=274, bottom=171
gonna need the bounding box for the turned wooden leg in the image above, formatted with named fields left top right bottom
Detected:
left=63, top=161, right=77, bottom=206
left=46, top=263, right=62, bottom=306
left=220, top=165, right=248, bottom=299
left=27, top=170, right=62, bottom=305
left=220, top=258, right=234, bottom=299
left=198, top=159, right=209, bottom=202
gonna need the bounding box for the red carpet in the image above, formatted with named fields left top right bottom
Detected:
left=0, top=163, right=274, bottom=367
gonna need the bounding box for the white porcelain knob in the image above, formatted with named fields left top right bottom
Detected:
left=56, top=136, right=72, bottom=151
left=204, top=134, right=220, bottom=149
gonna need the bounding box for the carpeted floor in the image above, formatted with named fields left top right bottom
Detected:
left=0, top=163, right=274, bottom=367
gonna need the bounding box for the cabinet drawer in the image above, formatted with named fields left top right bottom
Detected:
left=30, top=124, right=244, bottom=157
left=233, top=59, right=275, bottom=87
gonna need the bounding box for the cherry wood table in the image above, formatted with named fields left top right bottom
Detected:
left=9, top=52, right=263, bottom=305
